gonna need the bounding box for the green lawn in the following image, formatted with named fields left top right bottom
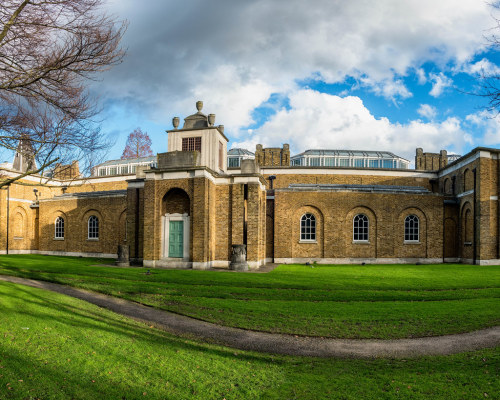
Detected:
left=0, top=281, right=498, bottom=400
left=0, top=255, right=499, bottom=339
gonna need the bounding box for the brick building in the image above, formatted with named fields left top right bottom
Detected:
left=1, top=101, right=499, bottom=267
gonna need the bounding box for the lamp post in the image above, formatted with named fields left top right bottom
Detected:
left=5, top=184, right=10, bottom=255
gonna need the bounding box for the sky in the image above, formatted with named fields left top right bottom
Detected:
left=92, top=0, right=500, bottom=165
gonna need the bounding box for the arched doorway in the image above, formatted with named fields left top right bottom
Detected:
left=161, top=188, right=190, bottom=259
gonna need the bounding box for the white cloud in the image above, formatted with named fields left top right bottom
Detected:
left=98, top=0, right=496, bottom=134
left=462, top=58, right=500, bottom=77
left=417, top=104, right=437, bottom=119
left=416, top=68, right=427, bottom=84
left=359, top=77, right=412, bottom=101
left=429, top=73, right=453, bottom=97
left=466, top=110, right=500, bottom=144
left=233, top=89, right=472, bottom=161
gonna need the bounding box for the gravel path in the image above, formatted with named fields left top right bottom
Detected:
left=1, top=275, right=498, bottom=359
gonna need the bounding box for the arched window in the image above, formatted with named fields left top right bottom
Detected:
left=464, top=169, right=473, bottom=192
left=404, top=215, right=419, bottom=242
left=13, top=212, right=24, bottom=238
left=300, top=213, right=316, bottom=241
left=443, top=178, right=450, bottom=194
left=464, top=209, right=473, bottom=242
left=88, top=215, right=99, bottom=239
left=353, top=214, right=369, bottom=242
left=55, top=217, right=64, bottom=239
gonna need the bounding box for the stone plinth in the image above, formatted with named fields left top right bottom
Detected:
left=117, top=244, right=130, bottom=267
left=230, top=244, right=248, bottom=271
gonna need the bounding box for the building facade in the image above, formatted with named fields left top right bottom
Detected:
left=1, top=102, right=499, bottom=267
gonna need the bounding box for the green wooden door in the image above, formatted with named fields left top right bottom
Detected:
left=169, top=221, right=184, bottom=258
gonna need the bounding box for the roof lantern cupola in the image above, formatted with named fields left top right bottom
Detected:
left=165, top=101, right=229, bottom=173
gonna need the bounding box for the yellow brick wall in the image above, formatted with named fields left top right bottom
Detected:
left=274, top=190, right=443, bottom=260
left=263, top=173, right=433, bottom=191
left=38, top=195, right=127, bottom=255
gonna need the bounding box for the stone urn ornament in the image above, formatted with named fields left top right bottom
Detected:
left=196, top=100, right=203, bottom=112
left=208, top=113, right=216, bottom=126
left=172, top=116, right=180, bottom=129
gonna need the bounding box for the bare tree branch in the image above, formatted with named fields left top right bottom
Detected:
left=0, top=0, right=127, bottom=182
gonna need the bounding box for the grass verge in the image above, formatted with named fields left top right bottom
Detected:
left=0, top=281, right=498, bottom=400
left=0, top=255, right=498, bottom=339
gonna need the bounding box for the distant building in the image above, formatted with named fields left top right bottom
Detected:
left=290, top=150, right=410, bottom=169
left=227, top=148, right=255, bottom=168
left=92, top=156, right=157, bottom=176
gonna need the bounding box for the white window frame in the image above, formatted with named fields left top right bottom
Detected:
left=404, top=215, right=420, bottom=243
left=55, top=217, right=64, bottom=240
left=300, top=213, right=316, bottom=242
left=161, top=213, right=190, bottom=259
left=88, top=215, right=99, bottom=240
left=353, top=214, right=369, bottom=242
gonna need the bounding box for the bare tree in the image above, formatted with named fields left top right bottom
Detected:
left=475, top=3, right=500, bottom=113
left=121, top=128, right=154, bottom=159
left=0, top=0, right=126, bottom=186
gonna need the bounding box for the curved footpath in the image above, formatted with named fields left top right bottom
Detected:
left=1, top=275, right=499, bottom=359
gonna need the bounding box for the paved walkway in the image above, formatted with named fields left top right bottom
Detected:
left=1, top=275, right=499, bottom=359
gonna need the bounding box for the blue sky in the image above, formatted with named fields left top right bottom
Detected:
left=93, top=0, right=500, bottom=165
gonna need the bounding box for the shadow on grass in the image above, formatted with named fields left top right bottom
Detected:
left=1, top=282, right=275, bottom=364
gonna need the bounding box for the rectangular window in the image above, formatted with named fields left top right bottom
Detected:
left=131, top=165, right=137, bottom=173
left=382, top=160, right=393, bottom=169
left=98, top=169, right=106, bottom=176
left=309, top=157, right=320, bottom=167
left=109, top=167, right=117, bottom=175
left=354, top=159, right=364, bottom=168
left=219, top=142, right=223, bottom=170
left=338, top=158, right=349, bottom=167
left=228, top=157, right=240, bottom=168
left=324, top=157, right=335, bottom=166
left=182, top=137, right=202, bottom=152
left=120, top=166, right=128, bottom=174
left=369, top=159, right=379, bottom=168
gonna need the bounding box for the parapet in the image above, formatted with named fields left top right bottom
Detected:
left=157, top=151, right=200, bottom=169
left=255, top=143, right=290, bottom=167
left=415, top=148, right=447, bottom=171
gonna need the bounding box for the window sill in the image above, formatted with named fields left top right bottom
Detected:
left=87, top=238, right=99, bottom=241
left=353, top=240, right=370, bottom=244
left=13, top=237, right=23, bottom=240
left=299, top=240, right=317, bottom=244
left=54, top=237, right=65, bottom=241
left=404, top=240, right=420, bottom=244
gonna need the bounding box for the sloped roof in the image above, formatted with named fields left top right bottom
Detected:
left=286, top=184, right=430, bottom=194
left=291, top=149, right=409, bottom=161
left=95, top=155, right=157, bottom=167
left=228, top=148, right=255, bottom=156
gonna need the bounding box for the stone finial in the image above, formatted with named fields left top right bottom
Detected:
left=218, top=125, right=224, bottom=133
left=172, top=117, right=180, bottom=129
left=196, top=100, right=203, bottom=112
left=208, top=114, right=216, bottom=126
